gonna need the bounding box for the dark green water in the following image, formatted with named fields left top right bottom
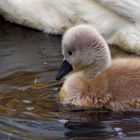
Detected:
left=0, top=17, right=140, bottom=140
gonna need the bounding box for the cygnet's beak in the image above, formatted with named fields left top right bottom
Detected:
left=56, top=60, right=73, bottom=80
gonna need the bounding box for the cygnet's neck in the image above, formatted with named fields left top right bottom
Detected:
left=83, top=55, right=111, bottom=79
left=84, top=63, right=109, bottom=79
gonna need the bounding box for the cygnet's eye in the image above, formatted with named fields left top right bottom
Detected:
left=68, top=51, right=72, bottom=56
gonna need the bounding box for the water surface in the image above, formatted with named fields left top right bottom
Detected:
left=0, top=17, right=140, bottom=140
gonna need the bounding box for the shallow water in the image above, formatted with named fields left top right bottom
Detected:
left=0, top=17, right=140, bottom=140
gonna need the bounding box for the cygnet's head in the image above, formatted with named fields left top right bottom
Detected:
left=56, top=24, right=111, bottom=80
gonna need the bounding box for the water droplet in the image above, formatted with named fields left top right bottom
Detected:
left=22, top=100, right=32, bottom=104
left=114, top=127, right=122, bottom=132
left=18, top=86, right=28, bottom=91
left=114, top=127, right=125, bottom=138
left=43, top=62, right=48, bottom=65
left=116, top=132, right=126, bottom=138
left=53, top=87, right=59, bottom=91
left=25, top=107, right=35, bottom=111
left=58, top=119, right=68, bottom=124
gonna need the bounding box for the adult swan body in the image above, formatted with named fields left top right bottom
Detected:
left=0, top=0, right=140, bottom=54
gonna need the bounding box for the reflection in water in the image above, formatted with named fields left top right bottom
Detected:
left=0, top=16, right=140, bottom=140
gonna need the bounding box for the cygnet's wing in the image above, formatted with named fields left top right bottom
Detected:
left=95, top=0, right=140, bottom=23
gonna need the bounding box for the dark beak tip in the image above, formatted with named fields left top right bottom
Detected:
left=55, top=77, right=59, bottom=81
left=55, top=75, right=61, bottom=81
left=55, top=60, right=73, bottom=80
